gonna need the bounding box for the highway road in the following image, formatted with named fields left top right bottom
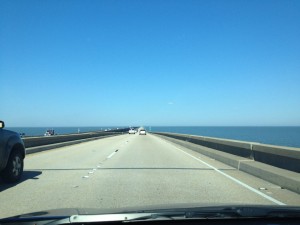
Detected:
left=1, top=133, right=300, bottom=218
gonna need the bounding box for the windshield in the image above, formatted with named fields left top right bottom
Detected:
left=1, top=0, right=300, bottom=220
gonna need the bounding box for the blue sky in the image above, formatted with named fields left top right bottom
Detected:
left=1, top=0, right=300, bottom=126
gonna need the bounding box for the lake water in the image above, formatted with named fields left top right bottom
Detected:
left=6, top=126, right=300, bottom=148
left=149, top=126, right=300, bottom=148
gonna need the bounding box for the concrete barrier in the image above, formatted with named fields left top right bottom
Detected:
left=22, top=132, right=123, bottom=148
left=25, top=135, right=119, bottom=154
left=153, top=132, right=254, bottom=158
left=22, top=126, right=135, bottom=155
left=252, top=144, right=300, bottom=172
left=152, top=132, right=300, bottom=194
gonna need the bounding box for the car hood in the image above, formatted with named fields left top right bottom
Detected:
left=3, top=203, right=300, bottom=220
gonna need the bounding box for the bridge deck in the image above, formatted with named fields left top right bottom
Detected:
left=1, top=134, right=300, bottom=218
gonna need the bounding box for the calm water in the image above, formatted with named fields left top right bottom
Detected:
left=149, top=126, right=300, bottom=148
left=6, top=126, right=300, bottom=148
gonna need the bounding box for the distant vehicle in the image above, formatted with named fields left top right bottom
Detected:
left=0, top=121, right=26, bottom=182
left=44, top=129, right=55, bottom=136
left=129, top=129, right=136, bottom=134
left=139, top=129, right=146, bottom=135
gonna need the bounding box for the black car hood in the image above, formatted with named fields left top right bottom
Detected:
left=2, top=203, right=238, bottom=218
left=4, top=203, right=300, bottom=220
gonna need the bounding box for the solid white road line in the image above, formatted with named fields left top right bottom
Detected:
left=176, top=146, right=285, bottom=205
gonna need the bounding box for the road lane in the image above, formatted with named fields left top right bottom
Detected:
left=75, top=133, right=287, bottom=208
left=0, top=133, right=299, bottom=218
left=0, top=134, right=131, bottom=217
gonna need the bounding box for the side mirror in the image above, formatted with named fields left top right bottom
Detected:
left=0, top=121, right=5, bottom=129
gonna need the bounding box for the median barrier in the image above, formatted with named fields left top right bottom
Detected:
left=25, top=135, right=120, bottom=154
left=23, top=132, right=125, bottom=154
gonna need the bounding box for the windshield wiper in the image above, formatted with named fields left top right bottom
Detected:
left=124, top=206, right=300, bottom=221
left=120, top=210, right=242, bottom=221
left=69, top=207, right=300, bottom=223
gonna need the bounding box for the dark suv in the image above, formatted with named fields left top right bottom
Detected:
left=0, top=121, right=26, bottom=182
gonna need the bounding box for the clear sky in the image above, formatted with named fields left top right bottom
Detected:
left=1, top=0, right=299, bottom=127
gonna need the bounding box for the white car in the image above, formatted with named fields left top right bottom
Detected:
left=139, top=129, right=146, bottom=135
left=128, top=129, right=136, bottom=134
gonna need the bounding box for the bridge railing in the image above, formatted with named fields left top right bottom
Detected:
left=152, top=132, right=300, bottom=173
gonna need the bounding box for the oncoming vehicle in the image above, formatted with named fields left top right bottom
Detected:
left=0, top=121, right=26, bottom=183
left=139, top=129, right=146, bottom=135
left=44, top=129, right=55, bottom=136
left=128, top=129, right=136, bottom=134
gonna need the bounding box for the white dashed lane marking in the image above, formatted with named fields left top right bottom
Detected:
left=80, top=148, right=120, bottom=182
left=107, top=149, right=119, bottom=159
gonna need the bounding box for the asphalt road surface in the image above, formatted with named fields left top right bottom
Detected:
left=1, top=133, right=300, bottom=218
